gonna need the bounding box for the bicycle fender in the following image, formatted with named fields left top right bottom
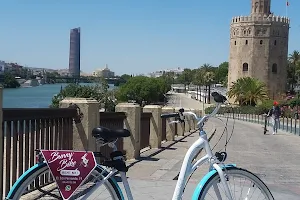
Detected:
left=6, top=162, right=46, bottom=199
left=191, top=164, right=236, bottom=200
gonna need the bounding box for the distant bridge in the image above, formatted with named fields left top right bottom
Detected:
left=45, top=76, right=124, bottom=85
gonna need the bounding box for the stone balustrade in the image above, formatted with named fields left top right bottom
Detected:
left=60, top=98, right=202, bottom=160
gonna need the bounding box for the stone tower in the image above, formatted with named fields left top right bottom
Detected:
left=228, top=0, right=290, bottom=100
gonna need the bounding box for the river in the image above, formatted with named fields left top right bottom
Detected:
left=3, top=83, right=116, bottom=108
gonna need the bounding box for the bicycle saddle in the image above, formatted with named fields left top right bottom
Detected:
left=92, top=126, right=131, bottom=142
left=211, top=92, right=227, bottom=103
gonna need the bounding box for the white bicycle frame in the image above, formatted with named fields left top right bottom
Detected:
left=84, top=103, right=233, bottom=200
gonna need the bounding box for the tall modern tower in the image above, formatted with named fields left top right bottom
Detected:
left=69, top=27, right=80, bottom=78
left=228, top=0, right=290, bottom=100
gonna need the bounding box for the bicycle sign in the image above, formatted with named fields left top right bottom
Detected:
left=41, top=150, right=97, bottom=200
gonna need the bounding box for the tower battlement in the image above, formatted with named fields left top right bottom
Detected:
left=231, top=15, right=290, bottom=24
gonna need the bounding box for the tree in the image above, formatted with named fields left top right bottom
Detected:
left=203, top=71, right=215, bottom=104
left=192, top=68, right=204, bottom=101
left=120, top=74, right=132, bottom=82
left=199, top=64, right=216, bottom=103
left=3, top=72, right=20, bottom=88
left=50, top=80, right=116, bottom=111
left=215, top=62, right=228, bottom=86
left=227, top=77, right=268, bottom=106
left=287, top=50, right=300, bottom=91
left=116, top=76, right=170, bottom=105
left=176, top=68, right=193, bottom=92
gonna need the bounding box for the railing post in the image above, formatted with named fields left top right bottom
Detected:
left=143, top=105, right=162, bottom=149
left=115, top=103, right=141, bottom=159
left=290, top=117, right=293, bottom=133
left=162, top=107, right=176, bottom=141
left=175, top=108, right=184, bottom=136
left=294, top=117, right=297, bottom=135
left=60, top=98, right=99, bottom=151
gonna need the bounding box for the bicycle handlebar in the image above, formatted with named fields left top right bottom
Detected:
left=161, top=92, right=227, bottom=128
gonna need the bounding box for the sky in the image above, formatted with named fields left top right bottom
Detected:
left=0, top=0, right=299, bottom=75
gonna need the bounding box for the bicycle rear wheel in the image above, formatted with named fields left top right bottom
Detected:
left=198, top=167, right=274, bottom=200
left=6, top=163, right=123, bottom=200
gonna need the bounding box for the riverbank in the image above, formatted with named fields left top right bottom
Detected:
left=3, top=83, right=116, bottom=108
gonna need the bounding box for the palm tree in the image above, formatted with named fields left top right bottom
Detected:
left=203, top=71, right=215, bottom=104
left=288, top=51, right=300, bottom=91
left=177, top=68, right=193, bottom=92
left=199, top=64, right=216, bottom=104
left=192, top=68, right=204, bottom=101
left=228, top=77, right=268, bottom=106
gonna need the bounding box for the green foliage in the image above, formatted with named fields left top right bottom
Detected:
left=287, top=50, right=300, bottom=91
left=256, top=99, right=274, bottom=114
left=50, top=80, right=116, bottom=111
left=176, top=68, right=194, bottom=88
left=116, top=76, right=170, bottom=105
left=215, top=62, right=228, bottom=85
left=3, top=73, right=20, bottom=88
left=205, top=107, right=267, bottom=117
left=286, top=97, right=300, bottom=108
left=120, top=74, right=132, bottom=82
left=228, top=77, right=268, bottom=106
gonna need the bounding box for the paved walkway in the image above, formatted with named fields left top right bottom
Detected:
left=121, top=93, right=300, bottom=199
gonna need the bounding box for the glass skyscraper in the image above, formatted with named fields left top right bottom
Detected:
left=69, top=27, right=80, bottom=78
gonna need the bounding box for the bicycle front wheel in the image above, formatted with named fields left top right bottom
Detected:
left=6, top=163, right=124, bottom=200
left=198, top=167, right=274, bottom=200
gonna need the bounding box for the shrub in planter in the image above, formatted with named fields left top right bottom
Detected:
left=256, top=100, right=274, bottom=114
left=287, top=98, right=300, bottom=108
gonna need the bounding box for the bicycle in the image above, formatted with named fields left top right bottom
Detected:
left=5, top=92, right=274, bottom=200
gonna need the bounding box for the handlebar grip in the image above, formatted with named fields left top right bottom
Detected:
left=161, top=113, right=180, bottom=119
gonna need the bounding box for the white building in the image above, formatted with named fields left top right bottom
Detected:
left=93, top=64, right=115, bottom=78
left=0, top=61, right=5, bottom=73
left=149, top=67, right=184, bottom=78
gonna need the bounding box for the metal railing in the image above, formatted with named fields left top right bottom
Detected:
left=0, top=108, right=77, bottom=199
left=216, top=112, right=300, bottom=136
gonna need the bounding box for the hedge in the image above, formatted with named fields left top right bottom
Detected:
left=205, top=99, right=300, bottom=118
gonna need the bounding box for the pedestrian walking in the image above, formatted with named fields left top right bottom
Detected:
left=267, top=101, right=281, bottom=135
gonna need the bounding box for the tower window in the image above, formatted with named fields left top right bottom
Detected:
left=245, top=40, right=248, bottom=45
left=234, top=41, right=237, bottom=45
left=260, top=40, right=263, bottom=45
left=243, top=63, right=249, bottom=72
left=272, top=63, right=277, bottom=74
left=274, top=40, right=277, bottom=45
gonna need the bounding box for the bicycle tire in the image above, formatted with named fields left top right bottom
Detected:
left=196, top=167, right=274, bottom=200
left=6, top=162, right=124, bottom=200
